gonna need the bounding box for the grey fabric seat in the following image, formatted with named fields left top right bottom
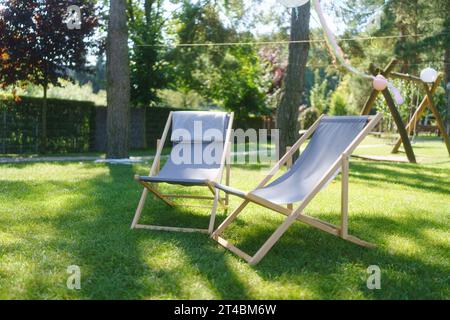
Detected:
left=140, top=142, right=223, bottom=186
left=137, top=111, right=230, bottom=186
left=215, top=116, right=369, bottom=204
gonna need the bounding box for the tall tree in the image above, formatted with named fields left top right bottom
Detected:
left=0, top=0, right=97, bottom=153
left=167, top=1, right=268, bottom=118
left=276, top=4, right=311, bottom=157
left=445, top=29, right=450, bottom=136
left=435, top=0, right=450, bottom=134
left=389, top=0, right=424, bottom=73
left=128, top=0, right=167, bottom=106
left=106, top=0, right=130, bottom=158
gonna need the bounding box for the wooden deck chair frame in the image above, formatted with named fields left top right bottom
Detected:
left=211, top=113, right=382, bottom=265
left=131, top=111, right=235, bottom=234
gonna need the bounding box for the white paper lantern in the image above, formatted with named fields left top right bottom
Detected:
left=420, top=67, right=438, bottom=83
left=278, top=0, right=310, bottom=8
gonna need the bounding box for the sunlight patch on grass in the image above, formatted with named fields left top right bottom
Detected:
left=0, top=137, right=449, bottom=299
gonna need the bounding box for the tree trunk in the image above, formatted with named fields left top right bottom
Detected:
left=106, top=0, right=131, bottom=158
left=276, top=4, right=311, bottom=158
left=445, top=46, right=450, bottom=136
left=41, top=84, right=48, bottom=154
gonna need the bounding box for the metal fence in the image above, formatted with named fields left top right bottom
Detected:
left=0, top=97, right=273, bottom=155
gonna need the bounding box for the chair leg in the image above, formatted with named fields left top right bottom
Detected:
left=206, top=184, right=227, bottom=209
left=133, top=180, right=223, bottom=234
left=340, top=155, right=349, bottom=239
left=131, top=180, right=174, bottom=229
left=140, top=181, right=175, bottom=207
left=153, top=139, right=161, bottom=193
left=249, top=212, right=298, bottom=265
left=286, top=146, right=293, bottom=210
left=131, top=188, right=149, bottom=229
left=208, top=189, right=220, bottom=234
left=225, top=144, right=231, bottom=206
left=212, top=200, right=250, bottom=238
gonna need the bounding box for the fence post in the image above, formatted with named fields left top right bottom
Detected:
left=2, top=109, right=6, bottom=154
left=35, top=115, right=39, bottom=154
left=286, top=146, right=293, bottom=210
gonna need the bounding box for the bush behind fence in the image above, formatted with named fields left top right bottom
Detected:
left=0, top=97, right=271, bottom=155
left=0, top=97, right=95, bottom=154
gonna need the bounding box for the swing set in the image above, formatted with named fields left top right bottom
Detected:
left=277, top=1, right=449, bottom=164
left=360, top=59, right=450, bottom=163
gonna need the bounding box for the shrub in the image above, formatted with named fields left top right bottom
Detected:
left=302, top=108, right=319, bottom=129
left=329, top=92, right=348, bottom=116
left=310, top=70, right=330, bottom=114
left=0, top=96, right=96, bottom=154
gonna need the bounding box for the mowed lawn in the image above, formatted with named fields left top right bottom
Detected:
left=0, top=137, right=449, bottom=299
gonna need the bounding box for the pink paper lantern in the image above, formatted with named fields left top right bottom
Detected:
left=373, top=75, right=388, bottom=91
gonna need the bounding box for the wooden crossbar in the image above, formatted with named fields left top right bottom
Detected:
left=135, top=224, right=209, bottom=234
left=162, top=194, right=222, bottom=200
left=214, top=236, right=252, bottom=262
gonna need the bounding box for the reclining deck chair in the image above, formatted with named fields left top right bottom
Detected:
left=131, top=111, right=234, bottom=234
left=212, top=114, right=382, bottom=265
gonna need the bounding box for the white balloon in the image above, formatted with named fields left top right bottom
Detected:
left=278, top=0, right=310, bottom=8
left=420, top=67, right=438, bottom=83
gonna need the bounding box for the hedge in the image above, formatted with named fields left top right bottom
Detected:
left=0, top=96, right=96, bottom=154
left=0, top=96, right=272, bottom=155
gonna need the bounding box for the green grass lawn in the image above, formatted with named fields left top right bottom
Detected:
left=0, top=137, right=449, bottom=299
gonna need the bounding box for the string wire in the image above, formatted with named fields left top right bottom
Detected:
left=136, top=32, right=449, bottom=48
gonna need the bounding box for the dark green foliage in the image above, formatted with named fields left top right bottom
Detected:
left=302, top=108, right=319, bottom=130
left=128, top=0, right=168, bottom=106
left=0, top=96, right=96, bottom=154
left=209, top=46, right=269, bottom=119
left=329, top=92, right=348, bottom=116
left=0, top=0, right=98, bottom=153
left=166, top=2, right=268, bottom=118
left=0, top=97, right=271, bottom=155
left=74, top=56, right=107, bottom=94
left=310, top=69, right=330, bottom=114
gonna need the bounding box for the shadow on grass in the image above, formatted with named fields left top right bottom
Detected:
left=1, top=162, right=250, bottom=299
left=1, top=164, right=147, bottom=298
left=2, top=160, right=448, bottom=299
left=350, top=161, right=450, bottom=195
left=22, top=164, right=249, bottom=299
left=218, top=208, right=449, bottom=299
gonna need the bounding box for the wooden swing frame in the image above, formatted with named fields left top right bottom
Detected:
left=361, top=59, right=450, bottom=163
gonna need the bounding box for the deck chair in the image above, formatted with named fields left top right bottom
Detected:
left=211, top=114, right=382, bottom=265
left=131, top=111, right=234, bottom=234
